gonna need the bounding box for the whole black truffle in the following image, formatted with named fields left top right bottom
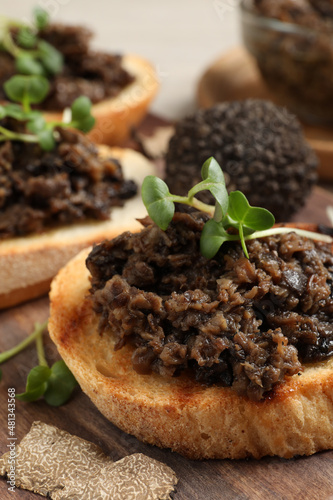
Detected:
left=165, top=100, right=318, bottom=222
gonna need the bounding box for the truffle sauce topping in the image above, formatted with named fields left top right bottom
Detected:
left=0, top=125, right=137, bottom=239
left=0, top=24, right=134, bottom=111
left=87, top=212, right=333, bottom=401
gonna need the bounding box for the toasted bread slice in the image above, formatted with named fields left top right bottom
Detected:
left=0, top=147, right=155, bottom=309
left=49, top=226, right=333, bottom=460
left=43, top=54, right=159, bottom=146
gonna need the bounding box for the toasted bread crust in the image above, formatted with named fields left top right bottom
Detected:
left=43, top=54, right=159, bottom=145
left=1, top=279, right=52, bottom=310
left=49, top=227, right=333, bottom=460
left=0, top=147, right=155, bottom=309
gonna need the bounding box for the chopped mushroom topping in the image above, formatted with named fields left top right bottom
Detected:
left=87, top=212, right=333, bottom=401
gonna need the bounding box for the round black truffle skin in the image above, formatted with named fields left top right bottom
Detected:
left=165, top=100, right=318, bottom=222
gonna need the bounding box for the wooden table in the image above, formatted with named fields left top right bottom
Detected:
left=1, top=165, right=333, bottom=499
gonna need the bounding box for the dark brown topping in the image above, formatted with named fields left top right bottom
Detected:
left=253, top=0, right=333, bottom=26
left=0, top=123, right=136, bottom=239
left=87, top=212, right=333, bottom=401
left=0, top=24, right=134, bottom=111
left=165, top=100, right=317, bottom=222
left=244, top=3, right=333, bottom=124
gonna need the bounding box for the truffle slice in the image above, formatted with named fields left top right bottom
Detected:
left=165, top=99, right=318, bottom=222
left=0, top=421, right=177, bottom=499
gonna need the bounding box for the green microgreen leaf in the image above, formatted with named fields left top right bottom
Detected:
left=16, top=27, right=37, bottom=49
left=200, top=219, right=231, bottom=259
left=15, top=55, right=46, bottom=76
left=38, top=128, right=56, bottom=151
left=140, top=158, right=320, bottom=260
left=71, top=96, right=92, bottom=121
left=0, top=106, right=6, bottom=120
left=1, top=8, right=62, bottom=80
left=0, top=10, right=92, bottom=150
left=73, top=115, right=95, bottom=133
left=1, top=103, right=26, bottom=120
left=0, top=319, right=77, bottom=407
left=16, top=365, right=51, bottom=402
left=4, top=74, right=49, bottom=106
left=228, top=191, right=275, bottom=230
left=141, top=159, right=276, bottom=258
left=37, top=40, right=63, bottom=75
left=142, top=176, right=175, bottom=230
left=0, top=73, right=95, bottom=150
left=44, top=360, right=78, bottom=406
left=188, top=157, right=229, bottom=222
left=27, top=113, right=47, bottom=133
left=33, top=6, right=49, bottom=31
left=69, top=96, right=95, bottom=132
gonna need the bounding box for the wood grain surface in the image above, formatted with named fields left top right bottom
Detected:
left=1, top=117, right=333, bottom=499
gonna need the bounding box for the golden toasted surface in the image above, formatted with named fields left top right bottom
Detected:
left=49, top=245, right=333, bottom=460
left=0, top=147, right=155, bottom=309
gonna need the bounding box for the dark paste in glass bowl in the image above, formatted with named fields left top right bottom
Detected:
left=241, top=0, right=333, bottom=125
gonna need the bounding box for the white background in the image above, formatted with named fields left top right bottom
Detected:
left=1, top=0, right=241, bottom=119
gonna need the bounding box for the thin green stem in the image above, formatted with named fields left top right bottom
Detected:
left=1, top=29, right=20, bottom=57
left=239, top=224, right=249, bottom=258
left=0, top=320, right=48, bottom=364
left=0, top=125, right=39, bottom=143
left=0, top=16, right=26, bottom=31
left=0, top=125, right=19, bottom=139
left=171, top=195, right=215, bottom=216
left=36, top=331, right=48, bottom=367
left=245, top=227, right=333, bottom=244
left=10, top=132, right=38, bottom=143
left=48, top=120, right=70, bottom=129
left=225, top=234, right=242, bottom=241
left=0, top=23, right=39, bottom=59
left=22, top=94, right=31, bottom=113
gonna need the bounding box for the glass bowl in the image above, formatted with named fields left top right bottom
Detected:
left=240, top=0, right=333, bottom=125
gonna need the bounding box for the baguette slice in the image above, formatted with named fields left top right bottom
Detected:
left=43, top=54, right=159, bottom=146
left=49, top=225, right=333, bottom=460
left=0, top=147, right=155, bottom=309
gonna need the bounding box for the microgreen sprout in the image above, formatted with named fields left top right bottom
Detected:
left=0, top=74, right=95, bottom=151
left=0, top=320, right=77, bottom=406
left=0, top=7, right=63, bottom=77
left=142, top=157, right=333, bottom=259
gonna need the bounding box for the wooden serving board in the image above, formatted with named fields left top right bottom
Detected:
left=197, top=47, right=333, bottom=182
left=1, top=118, right=333, bottom=499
